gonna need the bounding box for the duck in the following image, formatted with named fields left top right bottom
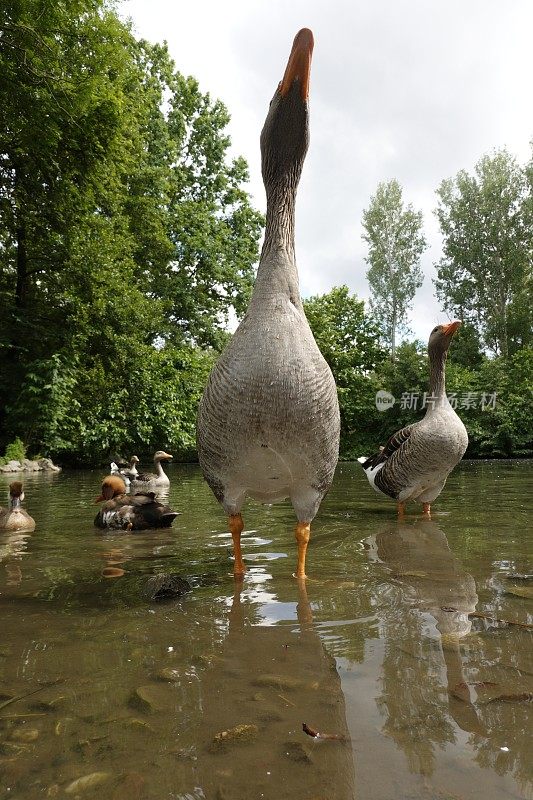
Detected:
left=196, top=29, right=340, bottom=579
left=130, top=451, right=173, bottom=489
left=110, top=461, right=129, bottom=487
left=120, top=455, right=140, bottom=481
left=359, top=321, right=468, bottom=516
left=94, top=475, right=179, bottom=530
left=109, top=456, right=140, bottom=487
left=0, top=482, right=36, bottom=531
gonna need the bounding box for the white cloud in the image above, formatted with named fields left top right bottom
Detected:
left=123, top=0, right=533, bottom=340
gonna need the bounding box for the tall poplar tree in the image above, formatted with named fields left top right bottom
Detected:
left=362, top=180, right=426, bottom=361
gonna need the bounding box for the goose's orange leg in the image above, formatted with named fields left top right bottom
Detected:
left=397, top=501, right=406, bottom=517
left=228, top=514, right=246, bottom=577
left=422, top=503, right=431, bottom=517
left=294, top=522, right=311, bottom=579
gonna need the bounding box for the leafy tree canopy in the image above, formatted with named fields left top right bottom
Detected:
left=304, top=286, right=386, bottom=458
left=435, top=148, right=532, bottom=358
left=0, top=0, right=263, bottom=462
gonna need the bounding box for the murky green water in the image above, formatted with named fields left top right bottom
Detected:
left=0, top=461, right=531, bottom=800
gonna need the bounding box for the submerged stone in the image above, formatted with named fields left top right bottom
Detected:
left=283, top=741, right=312, bottom=763
left=111, top=772, right=145, bottom=800
left=123, top=718, right=155, bottom=732
left=153, top=667, right=181, bottom=682
left=129, top=684, right=174, bottom=713
left=505, top=586, right=533, bottom=599
left=252, top=674, right=318, bottom=691
left=9, top=727, right=39, bottom=742
left=258, top=709, right=284, bottom=724
left=143, top=574, right=191, bottom=602
left=210, top=723, right=259, bottom=752
left=0, top=741, right=25, bottom=756
left=29, top=694, right=68, bottom=712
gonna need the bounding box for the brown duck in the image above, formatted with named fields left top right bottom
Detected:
left=0, top=482, right=35, bottom=532
left=94, top=475, right=179, bottom=530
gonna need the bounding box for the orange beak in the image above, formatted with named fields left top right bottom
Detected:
left=441, top=320, right=462, bottom=337
left=280, top=28, right=314, bottom=100
left=95, top=494, right=104, bottom=504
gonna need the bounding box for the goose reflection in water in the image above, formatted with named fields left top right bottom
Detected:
left=368, top=519, right=533, bottom=796
left=367, top=518, right=483, bottom=777
left=194, top=576, right=356, bottom=800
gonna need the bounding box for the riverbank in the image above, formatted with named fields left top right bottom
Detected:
left=0, top=457, right=61, bottom=474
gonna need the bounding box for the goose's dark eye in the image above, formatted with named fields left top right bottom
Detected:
left=432, top=326, right=439, bottom=333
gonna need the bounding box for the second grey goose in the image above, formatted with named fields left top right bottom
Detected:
left=359, top=322, right=468, bottom=516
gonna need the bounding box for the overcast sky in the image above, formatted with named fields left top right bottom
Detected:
left=122, top=0, right=533, bottom=340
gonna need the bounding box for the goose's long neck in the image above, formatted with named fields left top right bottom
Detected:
left=428, top=350, right=448, bottom=408
left=154, top=460, right=165, bottom=478
left=251, top=27, right=312, bottom=308
left=263, top=180, right=296, bottom=259
left=253, top=179, right=301, bottom=305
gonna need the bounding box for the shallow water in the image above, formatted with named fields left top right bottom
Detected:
left=0, top=461, right=531, bottom=800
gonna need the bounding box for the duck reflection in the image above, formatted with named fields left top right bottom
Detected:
left=369, top=519, right=483, bottom=776
left=0, top=529, right=33, bottom=586
left=194, top=576, right=356, bottom=800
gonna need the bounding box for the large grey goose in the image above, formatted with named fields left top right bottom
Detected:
left=197, top=28, right=340, bottom=578
left=359, top=322, right=468, bottom=516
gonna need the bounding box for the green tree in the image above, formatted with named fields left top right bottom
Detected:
left=435, top=149, right=532, bottom=358
left=0, top=1, right=262, bottom=462
left=0, top=0, right=156, bottom=450
left=128, top=41, right=263, bottom=349
left=362, top=180, right=427, bottom=361
left=465, top=348, right=533, bottom=457
left=304, top=286, right=386, bottom=458
left=446, top=323, right=484, bottom=369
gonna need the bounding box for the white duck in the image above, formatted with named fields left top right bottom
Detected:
left=119, top=455, right=140, bottom=484
left=110, top=460, right=130, bottom=487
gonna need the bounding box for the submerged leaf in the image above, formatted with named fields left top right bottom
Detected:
left=486, top=693, right=533, bottom=704
left=505, top=586, right=533, bottom=599
left=302, top=722, right=346, bottom=741
left=65, top=772, right=113, bottom=794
